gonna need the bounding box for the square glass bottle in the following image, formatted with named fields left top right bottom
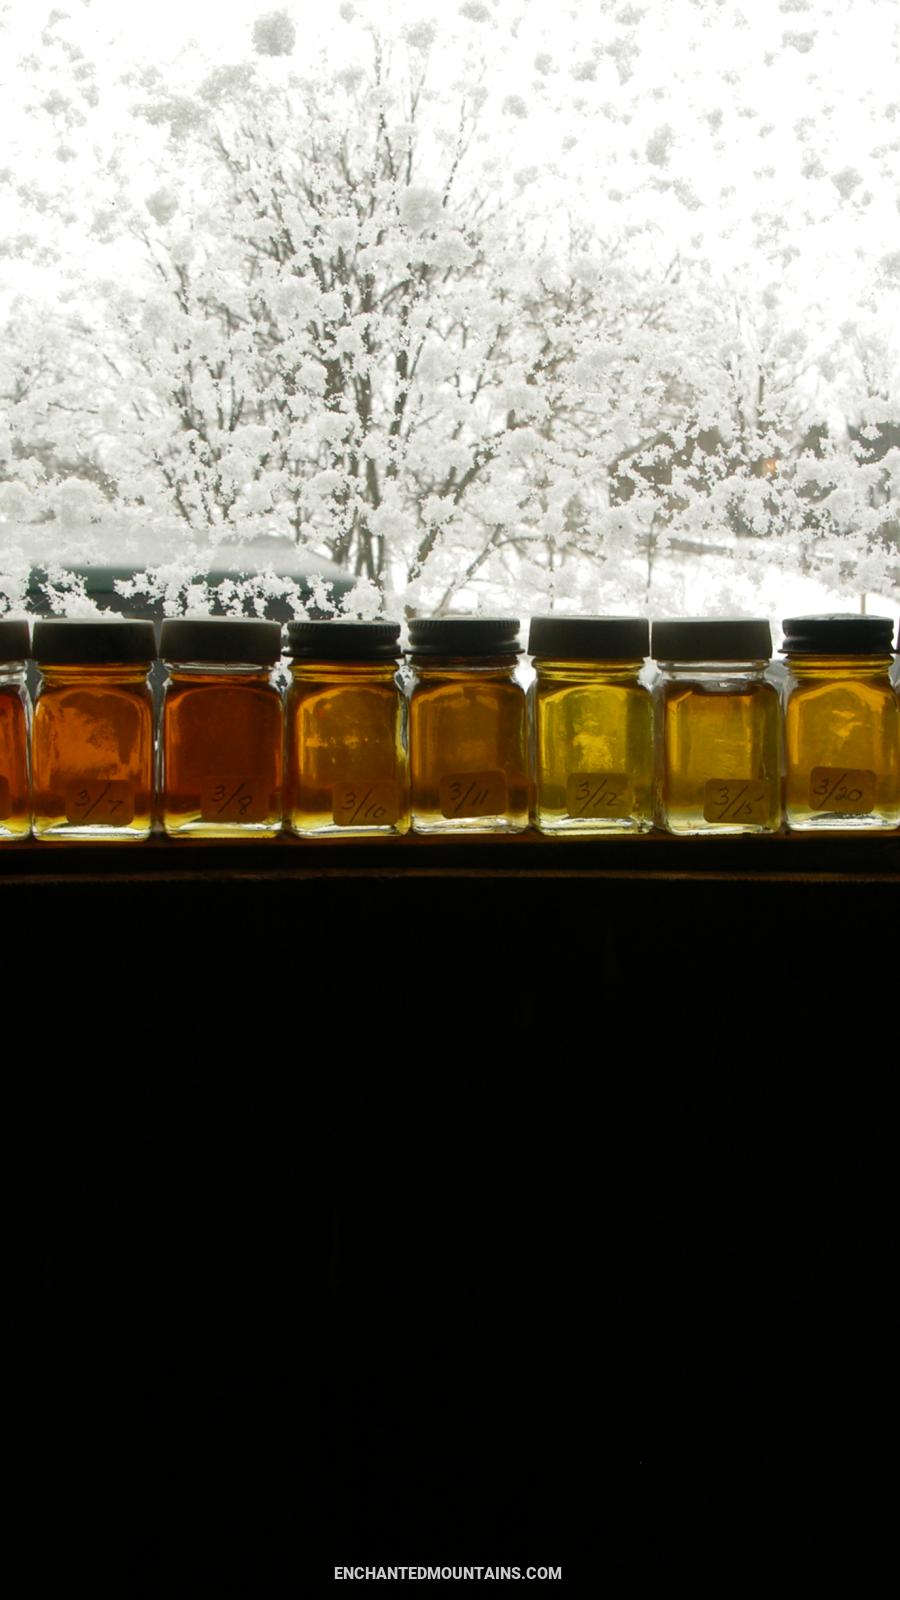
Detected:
left=160, top=618, right=284, bottom=837
left=32, top=619, right=156, bottom=841
left=653, top=618, right=782, bottom=836
left=0, top=619, right=32, bottom=841
left=781, top=614, right=899, bottom=832
left=407, top=617, right=528, bottom=834
left=529, top=615, right=653, bottom=835
left=284, top=621, right=409, bottom=837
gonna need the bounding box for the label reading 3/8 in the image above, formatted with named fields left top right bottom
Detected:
left=0, top=776, right=10, bottom=820
left=200, top=778, right=269, bottom=824
left=703, top=779, right=772, bottom=825
left=566, top=772, right=631, bottom=819
left=66, top=780, right=135, bottom=827
left=332, top=781, right=400, bottom=827
left=439, top=770, right=507, bottom=819
left=808, top=766, right=876, bottom=814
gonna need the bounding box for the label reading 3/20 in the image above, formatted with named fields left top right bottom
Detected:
left=808, top=766, right=875, bottom=814
left=439, top=770, right=507, bottom=819
left=702, top=779, right=772, bottom=825
left=332, top=781, right=400, bottom=827
left=66, top=780, right=135, bottom=827
left=566, top=772, right=631, bottom=819
left=200, top=778, right=269, bottom=824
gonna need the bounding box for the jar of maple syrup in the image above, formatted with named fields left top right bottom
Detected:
left=0, top=619, right=32, bottom=841
left=160, top=618, right=284, bottom=837
left=32, top=618, right=156, bottom=840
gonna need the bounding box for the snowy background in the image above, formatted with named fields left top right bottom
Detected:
left=1, top=0, right=899, bottom=636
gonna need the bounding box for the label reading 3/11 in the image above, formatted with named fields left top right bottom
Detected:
left=66, top=780, right=135, bottom=827
left=808, top=766, right=876, bottom=814
left=332, top=781, right=400, bottom=827
left=566, top=772, right=631, bottom=819
left=200, top=778, right=269, bottom=824
left=0, top=776, right=9, bottom=820
left=702, top=779, right=772, bottom=825
left=439, top=770, right=507, bottom=819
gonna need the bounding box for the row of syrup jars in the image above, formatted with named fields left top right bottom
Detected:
left=1, top=613, right=898, bottom=841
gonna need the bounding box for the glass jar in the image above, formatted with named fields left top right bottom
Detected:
left=781, top=614, right=899, bottom=833
left=160, top=618, right=284, bottom=838
left=0, top=619, right=32, bottom=841
left=284, top=621, right=409, bottom=838
left=529, top=616, right=653, bottom=836
left=32, top=619, right=156, bottom=841
left=653, top=618, right=782, bottom=836
left=407, top=617, right=528, bottom=834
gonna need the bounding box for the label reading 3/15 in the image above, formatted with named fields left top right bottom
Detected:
left=566, top=772, right=631, bottom=819
left=703, top=779, right=772, bottom=825
left=66, top=780, right=135, bottom=827
left=439, top=770, right=507, bottom=819
left=0, top=776, right=10, bottom=820
left=332, top=781, right=400, bottom=827
left=808, top=766, right=876, bottom=814
left=200, top=778, right=269, bottom=824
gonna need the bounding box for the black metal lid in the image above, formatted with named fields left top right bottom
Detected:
left=33, top=618, right=157, bottom=665
left=285, top=620, right=402, bottom=660
left=407, top=617, right=521, bottom=656
left=528, top=615, right=649, bottom=660
left=781, top=614, right=895, bottom=655
left=652, top=618, right=772, bottom=661
left=160, top=617, right=282, bottom=665
left=0, top=619, right=30, bottom=663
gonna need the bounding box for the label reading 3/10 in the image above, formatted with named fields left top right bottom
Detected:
left=200, top=778, right=269, bottom=824
left=65, top=780, right=135, bottom=827
left=0, top=776, right=10, bottom=820
left=439, top=770, right=507, bottom=819
left=566, top=772, right=631, bottom=819
left=702, top=779, right=772, bottom=825
left=332, top=781, right=400, bottom=827
left=808, top=766, right=876, bottom=814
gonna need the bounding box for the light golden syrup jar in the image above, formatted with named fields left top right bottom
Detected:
left=407, top=617, right=528, bottom=834
left=160, top=618, right=284, bottom=838
left=653, top=618, right=782, bottom=836
left=0, top=619, right=32, bottom=841
left=32, top=618, right=156, bottom=841
left=781, top=614, right=899, bottom=833
left=529, top=615, right=653, bottom=836
left=284, top=620, right=409, bottom=838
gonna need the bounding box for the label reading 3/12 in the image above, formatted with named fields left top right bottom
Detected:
left=66, top=780, right=135, bottom=827
left=703, top=779, right=772, bottom=825
left=808, top=766, right=876, bottom=814
left=200, top=778, right=269, bottom=824
left=0, top=776, right=10, bottom=820
left=332, top=781, right=400, bottom=827
left=439, top=770, right=507, bottom=819
left=566, top=772, right=631, bottom=819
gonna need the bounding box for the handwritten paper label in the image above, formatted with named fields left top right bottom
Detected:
left=439, top=770, right=507, bottom=820
left=566, top=772, right=631, bottom=819
left=66, top=780, right=135, bottom=827
left=808, top=767, right=875, bottom=814
left=332, top=781, right=400, bottom=827
left=702, top=779, right=772, bottom=825
left=200, top=778, right=269, bottom=824
left=0, top=776, right=9, bottom=821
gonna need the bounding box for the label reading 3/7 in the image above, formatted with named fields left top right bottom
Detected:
left=808, top=766, right=876, bottom=814
left=66, top=780, right=135, bottom=827
left=566, top=772, right=631, bottom=819
left=332, top=781, right=400, bottom=827
left=200, top=778, right=269, bottom=824
left=703, top=779, right=772, bottom=825
left=0, top=776, right=10, bottom=820
left=439, top=770, right=507, bottom=819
